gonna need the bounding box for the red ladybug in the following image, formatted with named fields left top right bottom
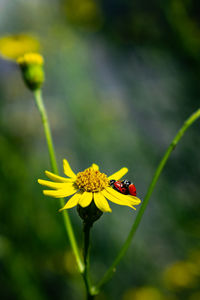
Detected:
left=110, top=179, right=137, bottom=196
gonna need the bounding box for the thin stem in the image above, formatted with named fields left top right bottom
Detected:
left=82, top=222, right=95, bottom=300
left=34, top=90, right=57, bottom=173
left=95, top=108, right=200, bottom=291
left=33, top=89, right=84, bottom=273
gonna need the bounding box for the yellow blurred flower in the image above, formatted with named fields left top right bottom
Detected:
left=38, top=158, right=141, bottom=212
left=64, top=250, right=79, bottom=275
left=123, top=286, right=164, bottom=300
left=0, top=34, right=40, bottom=61
left=163, top=261, right=198, bottom=290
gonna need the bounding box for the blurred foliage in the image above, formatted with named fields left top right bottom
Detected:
left=0, top=0, right=200, bottom=299
left=62, top=0, right=103, bottom=30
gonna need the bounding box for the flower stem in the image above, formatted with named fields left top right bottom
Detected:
left=82, top=222, right=95, bottom=300
left=33, top=89, right=84, bottom=273
left=95, top=107, right=200, bottom=291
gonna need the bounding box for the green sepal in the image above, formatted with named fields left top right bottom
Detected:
left=77, top=200, right=103, bottom=226
left=20, top=64, right=45, bottom=91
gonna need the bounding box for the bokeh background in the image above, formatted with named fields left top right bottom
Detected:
left=0, top=0, right=200, bottom=299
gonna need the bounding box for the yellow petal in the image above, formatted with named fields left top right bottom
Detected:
left=94, top=192, right=112, bottom=212
left=108, top=167, right=128, bottom=180
left=102, top=188, right=136, bottom=209
left=59, top=192, right=82, bottom=211
left=91, top=163, right=99, bottom=171
left=127, top=195, right=141, bottom=205
left=45, top=170, right=74, bottom=183
left=106, top=187, right=141, bottom=205
left=43, top=186, right=77, bottom=198
left=78, top=192, right=93, bottom=207
left=63, top=159, right=77, bottom=178
left=38, top=179, right=74, bottom=190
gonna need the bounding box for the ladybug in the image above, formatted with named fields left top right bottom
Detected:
left=110, top=179, right=137, bottom=196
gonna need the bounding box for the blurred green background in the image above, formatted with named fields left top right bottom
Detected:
left=0, top=0, right=200, bottom=299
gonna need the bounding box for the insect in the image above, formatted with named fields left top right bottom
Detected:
left=109, top=179, right=137, bottom=196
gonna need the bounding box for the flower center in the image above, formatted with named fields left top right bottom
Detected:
left=76, top=168, right=109, bottom=192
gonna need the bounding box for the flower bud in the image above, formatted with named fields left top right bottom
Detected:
left=77, top=201, right=103, bottom=226
left=17, top=53, right=44, bottom=91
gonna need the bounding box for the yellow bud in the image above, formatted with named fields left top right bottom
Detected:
left=17, top=53, right=44, bottom=91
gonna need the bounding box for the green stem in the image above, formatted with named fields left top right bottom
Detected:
left=33, top=89, right=84, bottom=273
left=82, top=222, right=95, bottom=300
left=95, top=108, right=200, bottom=291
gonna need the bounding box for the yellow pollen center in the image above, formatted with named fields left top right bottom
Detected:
left=76, top=168, right=109, bottom=192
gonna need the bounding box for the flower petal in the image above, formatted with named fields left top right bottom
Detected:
left=43, top=186, right=77, bottom=198
left=45, top=170, right=74, bottom=183
left=79, top=192, right=93, bottom=207
left=63, top=159, right=77, bottom=178
left=91, top=163, right=99, bottom=171
left=38, top=179, right=74, bottom=190
left=102, top=188, right=135, bottom=209
left=105, top=187, right=141, bottom=205
left=128, top=195, right=141, bottom=205
left=59, top=192, right=82, bottom=210
left=108, top=167, right=128, bottom=180
left=94, top=192, right=112, bottom=212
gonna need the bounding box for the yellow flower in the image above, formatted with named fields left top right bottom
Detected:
left=0, top=34, right=40, bottom=61
left=38, top=159, right=141, bottom=213
left=163, top=261, right=198, bottom=289
left=123, top=286, right=164, bottom=300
